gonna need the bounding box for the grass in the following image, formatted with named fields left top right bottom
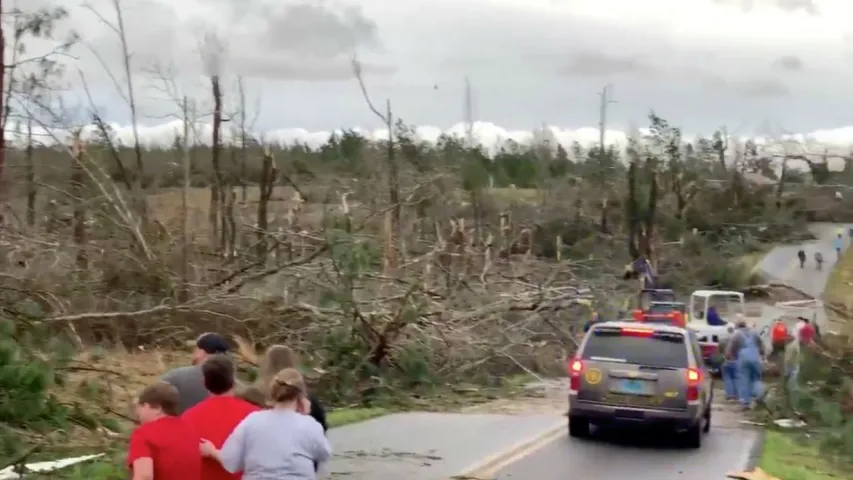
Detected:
left=758, top=430, right=853, bottom=480
left=327, top=406, right=390, bottom=428
left=824, top=245, right=853, bottom=310
left=737, top=250, right=769, bottom=275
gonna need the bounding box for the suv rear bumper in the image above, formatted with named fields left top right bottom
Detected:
left=569, top=398, right=700, bottom=430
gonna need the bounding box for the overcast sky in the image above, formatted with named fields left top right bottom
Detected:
left=12, top=0, right=853, bottom=148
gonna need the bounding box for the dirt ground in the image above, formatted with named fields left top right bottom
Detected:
left=66, top=349, right=188, bottom=425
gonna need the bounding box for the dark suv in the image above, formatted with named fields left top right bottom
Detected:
left=568, top=321, right=713, bottom=448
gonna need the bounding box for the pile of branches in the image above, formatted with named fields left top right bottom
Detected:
left=753, top=332, right=853, bottom=466
left=0, top=186, right=620, bottom=404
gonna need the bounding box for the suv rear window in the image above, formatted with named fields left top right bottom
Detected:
left=581, top=328, right=689, bottom=368
left=647, top=304, right=674, bottom=315
left=648, top=303, right=685, bottom=314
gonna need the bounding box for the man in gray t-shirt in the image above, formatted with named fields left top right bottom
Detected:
left=162, top=332, right=231, bottom=414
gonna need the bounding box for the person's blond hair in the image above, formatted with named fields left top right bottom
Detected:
left=268, top=368, right=306, bottom=403
left=236, top=344, right=298, bottom=407
left=258, top=345, right=297, bottom=385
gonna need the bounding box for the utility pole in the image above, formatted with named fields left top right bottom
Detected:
left=464, top=76, right=474, bottom=148
left=598, top=84, right=617, bottom=158
left=463, top=76, right=492, bottom=187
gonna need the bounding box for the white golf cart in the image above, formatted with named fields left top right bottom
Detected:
left=688, top=290, right=748, bottom=368
left=689, top=290, right=745, bottom=328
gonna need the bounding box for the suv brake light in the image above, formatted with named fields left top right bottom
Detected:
left=569, top=358, right=583, bottom=391
left=686, top=368, right=701, bottom=402
left=621, top=327, right=653, bottom=337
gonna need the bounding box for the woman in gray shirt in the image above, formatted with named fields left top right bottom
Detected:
left=200, top=368, right=332, bottom=479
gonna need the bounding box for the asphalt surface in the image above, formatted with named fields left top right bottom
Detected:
left=325, top=412, right=563, bottom=480
left=754, top=222, right=852, bottom=334
left=756, top=222, right=853, bottom=298
left=495, top=422, right=759, bottom=480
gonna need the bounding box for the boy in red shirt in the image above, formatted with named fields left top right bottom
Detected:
left=127, top=382, right=201, bottom=480
left=182, top=354, right=260, bottom=480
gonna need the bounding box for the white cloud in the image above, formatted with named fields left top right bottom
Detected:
left=8, top=120, right=853, bottom=160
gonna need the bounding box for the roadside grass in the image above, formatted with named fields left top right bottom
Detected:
left=759, top=430, right=853, bottom=480
left=822, top=244, right=853, bottom=335
left=824, top=245, right=853, bottom=311
left=327, top=406, right=390, bottom=428
left=737, top=250, right=768, bottom=276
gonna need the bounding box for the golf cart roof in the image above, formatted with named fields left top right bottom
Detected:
left=691, top=290, right=743, bottom=298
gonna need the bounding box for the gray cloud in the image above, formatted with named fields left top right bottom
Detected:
left=711, top=0, right=819, bottom=15
left=231, top=54, right=394, bottom=81
left=559, top=52, right=654, bottom=77
left=774, top=0, right=819, bottom=15
left=703, top=76, right=790, bottom=98
left=257, top=2, right=381, bottom=57
left=736, top=78, right=790, bottom=97
left=84, top=0, right=384, bottom=82
left=772, top=55, right=804, bottom=71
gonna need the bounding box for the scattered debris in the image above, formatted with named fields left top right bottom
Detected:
left=0, top=453, right=105, bottom=480
left=773, top=418, right=807, bottom=429
left=727, top=467, right=781, bottom=480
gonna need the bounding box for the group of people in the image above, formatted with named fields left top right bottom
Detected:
left=127, top=332, right=332, bottom=480
left=718, top=315, right=816, bottom=409
left=797, top=230, right=848, bottom=269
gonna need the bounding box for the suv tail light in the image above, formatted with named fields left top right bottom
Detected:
left=686, top=368, right=701, bottom=402
left=569, top=358, right=583, bottom=391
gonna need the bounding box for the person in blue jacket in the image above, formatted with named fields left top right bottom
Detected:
left=706, top=306, right=726, bottom=326
left=834, top=232, right=843, bottom=262
left=583, top=311, right=600, bottom=333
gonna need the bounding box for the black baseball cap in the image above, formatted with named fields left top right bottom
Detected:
left=195, top=332, right=230, bottom=354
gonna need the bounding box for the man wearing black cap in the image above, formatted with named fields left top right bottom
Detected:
left=162, top=332, right=231, bottom=414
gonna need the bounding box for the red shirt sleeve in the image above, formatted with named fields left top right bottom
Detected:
left=127, top=427, right=152, bottom=467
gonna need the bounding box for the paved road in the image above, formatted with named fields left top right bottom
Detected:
left=490, top=380, right=758, bottom=480
left=753, top=222, right=853, bottom=334
left=755, top=222, right=853, bottom=298
left=496, top=421, right=758, bottom=480
left=325, top=412, right=564, bottom=480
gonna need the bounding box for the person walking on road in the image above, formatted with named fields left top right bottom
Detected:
left=199, top=368, right=332, bottom=480
left=834, top=232, right=844, bottom=261
left=726, top=316, right=767, bottom=409
left=162, top=332, right=232, bottom=414
left=797, top=249, right=806, bottom=268
left=815, top=251, right=824, bottom=270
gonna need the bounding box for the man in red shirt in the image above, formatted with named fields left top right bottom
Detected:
left=182, top=354, right=260, bottom=480
left=127, top=382, right=201, bottom=480
left=770, top=318, right=789, bottom=360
